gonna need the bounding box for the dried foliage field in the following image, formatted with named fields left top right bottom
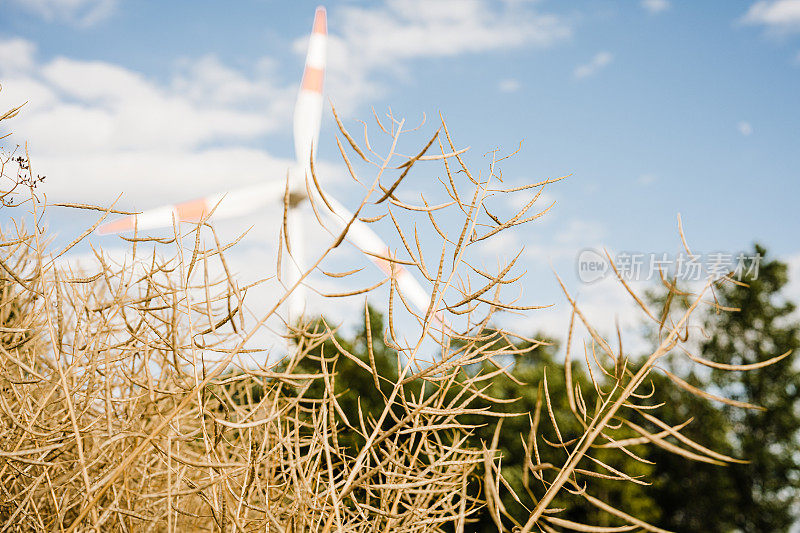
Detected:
left=0, top=90, right=784, bottom=531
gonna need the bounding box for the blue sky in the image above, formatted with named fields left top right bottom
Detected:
left=1, top=0, right=799, bottom=347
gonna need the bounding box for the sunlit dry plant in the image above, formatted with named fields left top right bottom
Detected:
left=0, top=89, right=785, bottom=532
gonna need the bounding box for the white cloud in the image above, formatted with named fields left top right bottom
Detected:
left=5, top=0, right=116, bottom=26
left=338, top=0, right=569, bottom=61
left=738, top=120, right=754, bottom=136
left=500, top=249, right=800, bottom=360
left=638, top=173, right=657, bottom=185
left=508, top=189, right=555, bottom=213
left=573, top=51, right=614, bottom=80
left=513, top=218, right=606, bottom=263
left=498, top=78, right=522, bottom=93
left=741, top=0, right=800, bottom=34
left=641, top=0, right=671, bottom=14
left=502, top=260, right=654, bottom=357
left=318, top=0, right=571, bottom=110
left=553, top=219, right=604, bottom=247
left=0, top=39, right=37, bottom=73
left=0, top=43, right=300, bottom=205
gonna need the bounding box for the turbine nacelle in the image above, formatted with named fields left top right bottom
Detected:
left=286, top=165, right=312, bottom=207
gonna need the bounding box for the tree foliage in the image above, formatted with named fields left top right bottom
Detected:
left=699, top=246, right=799, bottom=531
left=292, top=244, right=800, bottom=531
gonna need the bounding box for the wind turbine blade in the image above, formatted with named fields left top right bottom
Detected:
left=319, top=192, right=440, bottom=324
left=97, top=181, right=286, bottom=234
left=293, top=6, right=326, bottom=171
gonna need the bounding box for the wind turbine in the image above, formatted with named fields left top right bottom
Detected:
left=98, top=6, right=435, bottom=328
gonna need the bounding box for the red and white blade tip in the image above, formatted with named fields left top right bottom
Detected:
left=97, top=217, right=134, bottom=235
left=97, top=198, right=210, bottom=235
left=313, top=6, right=326, bottom=35
left=300, top=8, right=327, bottom=95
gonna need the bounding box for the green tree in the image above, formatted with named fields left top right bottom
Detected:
left=643, top=368, right=740, bottom=532
left=701, top=245, right=800, bottom=532
left=642, top=245, right=800, bottom=532
left=286, top=314, right=660, bottom=530
left=283, top=274, right=800, bottom=532
left=458, top=333, right=660, bottom=531
left=281, top=307, right=406, bottom=458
